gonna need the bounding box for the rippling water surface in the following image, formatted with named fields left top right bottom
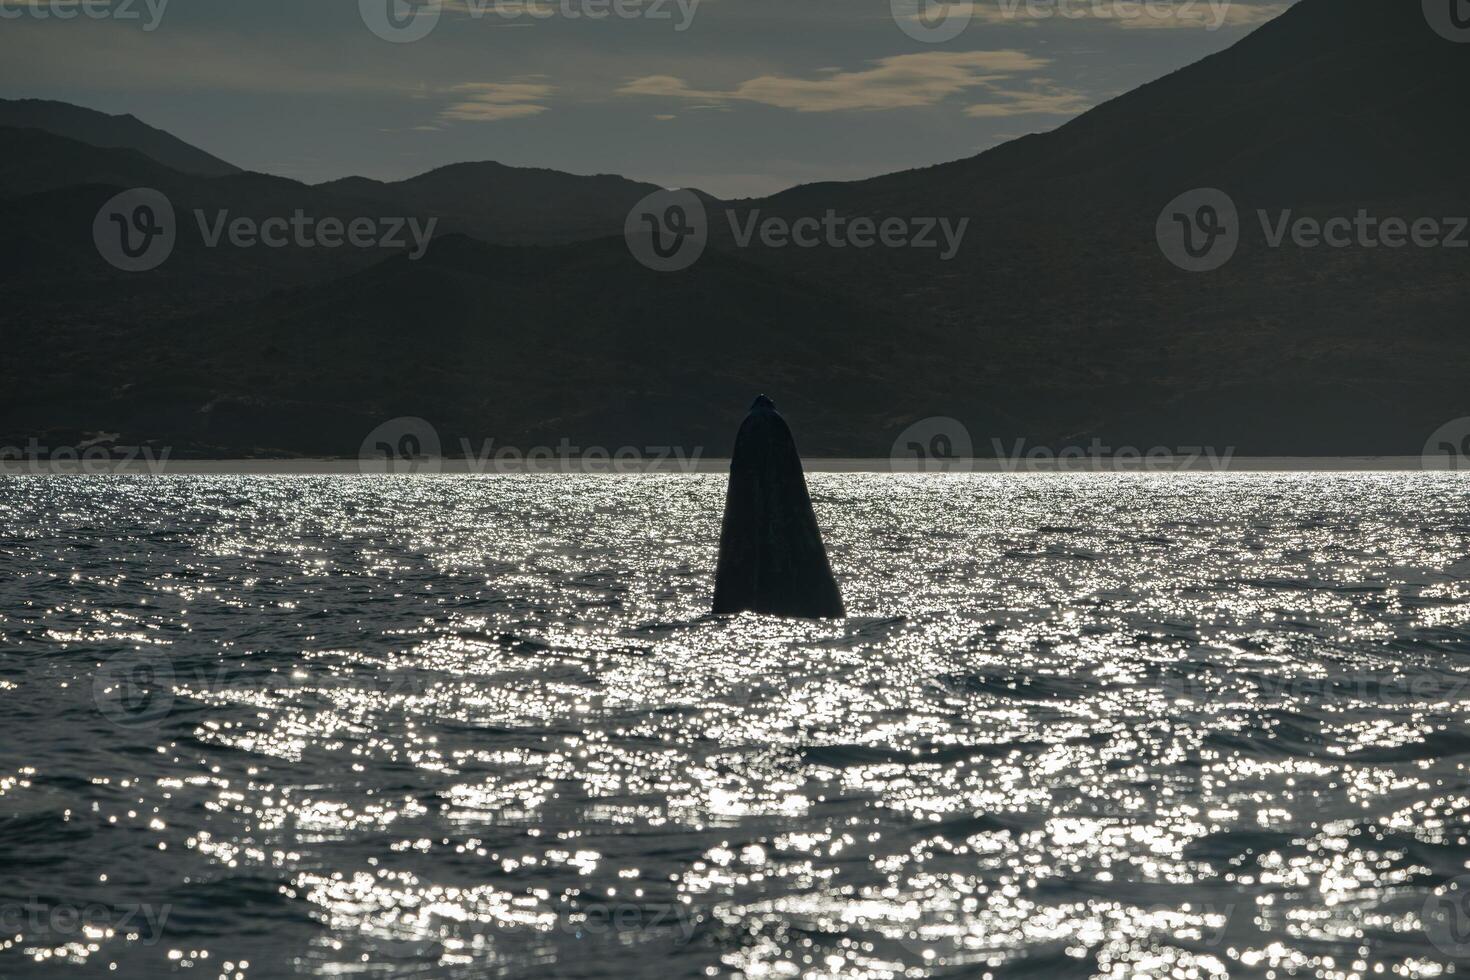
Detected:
left=2, top=474, right=1470, bottom=979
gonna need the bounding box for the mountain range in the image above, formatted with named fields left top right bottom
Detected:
left=2, top=0, right=1467, bottom=459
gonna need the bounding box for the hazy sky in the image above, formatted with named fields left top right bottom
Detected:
left=0, top=0, right=1293, bottom=198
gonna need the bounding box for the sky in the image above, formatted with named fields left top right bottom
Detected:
left=0, top=0, right=1294, bottom=198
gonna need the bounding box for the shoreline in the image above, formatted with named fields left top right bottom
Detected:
left=0, top=457, right=1460, bottom=476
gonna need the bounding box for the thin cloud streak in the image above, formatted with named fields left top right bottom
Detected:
left=619, top=51, right=1064, bottom=113
left=439, top=81, right=555, bottom=122
left=920, top=0, right=1293, bottom=30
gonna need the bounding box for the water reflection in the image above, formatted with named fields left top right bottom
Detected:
left=0, top=474, right=1467, bottom=977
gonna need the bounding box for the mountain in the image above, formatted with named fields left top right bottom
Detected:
left=317, top=162, right=715, bottom=246
left=0, top=98, right=240, bottom=177
left=0, top=123, right=712, bottom=251
left=701, top=0, right=1470, bottom=454
left=758, top=0, right=1470, bottom=217
left=1, top=233, right=940, bottom=456
left=0, top=127, right=190, bottom=199
left=0, top=128, right=478, bottom=287
left=2, top=0, right=1468, bottom=457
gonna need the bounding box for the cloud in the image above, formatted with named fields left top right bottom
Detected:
left=0, top=18, right=552, bottom=126
left=619, top=50, right=1057, bottom=113
left=964, top=86, right=1092, bottom=117
left=438, top=81, right=554, bottom=122
left=1114, top=2, right=1291, bottom=30
left=952, top=0, right=1293, bottom=31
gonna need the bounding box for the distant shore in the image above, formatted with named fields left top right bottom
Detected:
left=0, top=457, right=1458, bottom=476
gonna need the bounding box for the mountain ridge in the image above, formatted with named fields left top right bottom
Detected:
left=0, top=98, right=241, bottom=178
left=3, top=0, right=1468, bottom=457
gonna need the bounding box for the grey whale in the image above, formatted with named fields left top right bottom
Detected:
left=712, top=395, right=845, bottom=619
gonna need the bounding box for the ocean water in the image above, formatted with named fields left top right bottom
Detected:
left=2, top=473, right=1469, bottom=979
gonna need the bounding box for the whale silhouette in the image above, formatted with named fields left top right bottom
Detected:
left=712, top=395, right=845, bottom=618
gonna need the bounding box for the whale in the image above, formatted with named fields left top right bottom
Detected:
left=712, top=395, right=845, bottom=618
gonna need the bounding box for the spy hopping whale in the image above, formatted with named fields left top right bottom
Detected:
left=712, top=395, right=845, bottom=619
